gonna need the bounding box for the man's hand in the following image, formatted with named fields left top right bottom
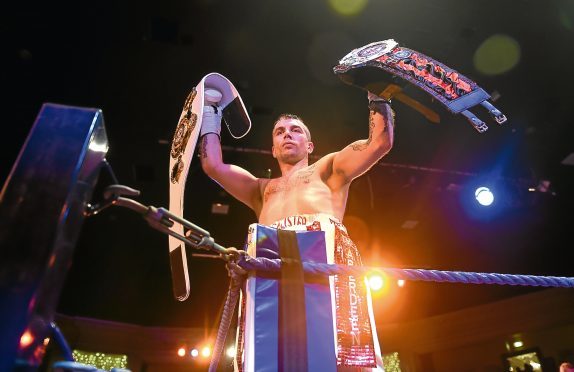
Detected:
left=200, top=88, right=223, bottom=138
left=367, top=91, right=393, bottom=117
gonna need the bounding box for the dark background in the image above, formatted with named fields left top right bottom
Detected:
left=1, top=0, right=573, bottom=330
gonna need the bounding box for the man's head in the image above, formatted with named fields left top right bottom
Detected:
left=271, top=113, right=314, bottom=165
left=273, top=114, right=311, bottom=141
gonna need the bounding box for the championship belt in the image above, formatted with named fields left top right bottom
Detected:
left=168, top=72, right=251, bottom=301
left=333, top=39, right=507, bottom=132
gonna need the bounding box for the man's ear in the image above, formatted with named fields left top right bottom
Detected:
left=272, top=145, right=277, bottom=158
left=307, top=141, right=314, bottom=154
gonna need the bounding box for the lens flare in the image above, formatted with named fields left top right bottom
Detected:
left=328, top=0, right=369, bottom=16
left=474, top=34, right=520, bottom=75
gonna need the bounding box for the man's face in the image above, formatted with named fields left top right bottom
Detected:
left=271, top=118, right=313, bottom=164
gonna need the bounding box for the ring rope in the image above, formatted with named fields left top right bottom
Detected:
left=238, top=255, right=574, bottom=288
left=209, top=250, right=574, bottom=371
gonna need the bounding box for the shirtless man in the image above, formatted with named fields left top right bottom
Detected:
left=199, top=90, right=394, bottom=371
left=199, top=92, right=394, bottom=224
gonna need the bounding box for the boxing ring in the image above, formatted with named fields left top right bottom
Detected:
left=0, top=40, right=570, bottom=371
left=0, top=102, right=573, bottom=372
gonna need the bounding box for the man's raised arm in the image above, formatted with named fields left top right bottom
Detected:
left=330, top=92, right=394, bottom=186
left=199, top=106, right=262, bottom=213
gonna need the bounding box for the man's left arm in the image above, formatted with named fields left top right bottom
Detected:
left=330, top=94, right=394, bottom=186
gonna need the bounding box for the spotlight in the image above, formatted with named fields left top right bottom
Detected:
left=19, top=330, right=34, bottom=349
left=475, top=186, right=494, bottom=206
left=190, top=348, right=199, bottom=358
left=368, top=274, right=384, bottom=291
left=201, top=346, right=211, bottom=358
left=397, top=279, right=405, bottom=288
left=460, top=179, right=510, bottom=220
left=177, top=347, right=186, bottom=357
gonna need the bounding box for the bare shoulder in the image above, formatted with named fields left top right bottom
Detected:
left=313, top=152, right=338, bottom=179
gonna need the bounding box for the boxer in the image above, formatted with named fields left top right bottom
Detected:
left=200, top=85, right=394, bottom=370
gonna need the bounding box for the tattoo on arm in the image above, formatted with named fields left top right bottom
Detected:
left=350, top=110, right=375, bottom=151
left=371, top=102, right=394, bottom=132
left=199, top=136, right=208, bottom=159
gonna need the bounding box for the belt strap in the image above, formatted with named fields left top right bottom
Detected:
left=277, top=229, right=308, bottom=371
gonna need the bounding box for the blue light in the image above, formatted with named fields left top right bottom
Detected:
left=475, top=186, right=494, bottom=206
left=459, top=178, right=508, bottom=221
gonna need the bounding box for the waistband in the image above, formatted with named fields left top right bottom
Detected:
left=253, top=213, right=346, bottom=232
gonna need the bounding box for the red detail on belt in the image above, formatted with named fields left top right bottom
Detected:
left=378, top=51, right=473, bottom=100
left=306, top=221, right=322, bottom=231
left=333, top=226, right=377, bottom=368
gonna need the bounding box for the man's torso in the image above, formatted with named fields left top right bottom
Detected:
left=257, top=158, right=349, bottom=225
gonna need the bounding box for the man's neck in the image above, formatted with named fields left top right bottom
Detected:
left=278, top=157, right=308, bottom=178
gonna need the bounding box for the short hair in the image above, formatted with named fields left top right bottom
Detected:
left=273, top=113, right=311, bottom=141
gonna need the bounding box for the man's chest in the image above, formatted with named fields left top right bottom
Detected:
left=263, top=179, right=333, bottom=213
left=263, top=166, right=318, bottom=201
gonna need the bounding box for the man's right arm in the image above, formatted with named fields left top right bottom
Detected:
left=199, top=133, right=263, bottom=212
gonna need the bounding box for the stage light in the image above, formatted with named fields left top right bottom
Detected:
left=460, top=178, right=510, bottom=220
left=177, top=347, right=186, bottom=357
left=368, top=274, right=384, bottom=291
left=513, top=340, right=524, bottom=348
left=190, top=348, right=199, bottom=358
left=201, top=346, right=211, bottom=358
left=397, top=279, right=405, bottom=288
left=475, top=186, right=494, bottom=206
left=226, top=346, right=236, bottom=358
left=19, top=330, right=34, bottom=348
